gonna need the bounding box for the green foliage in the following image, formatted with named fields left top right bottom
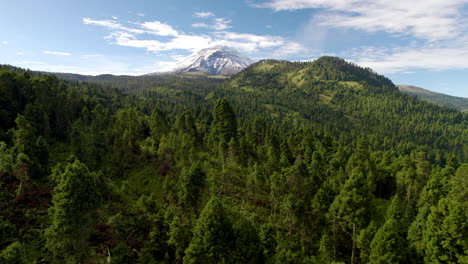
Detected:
left=45, top=158, right=102, bottom=263
left=0, top=242, right=25, bottom=264
left=328, top=167, right=371, bottom=263
left=179, top=162, right=206, bottom=213
left=356, top=221, right=378, bottom=263
left=0, top=59, right=466, bottom=263
left=168, top=214, right=192, bottom=263
left=329, top=167, right=371, bottom=230
left=184, top=196, right=235, bottom=264
left=398, top=85, right=468, bottom=112
left=232, top=217, right=264, bottom=264
left=421, top=164, right=468, bottom=264
left=209, top=99, right=238, bottom=153
left=370, top=219, right=404, bottom=263
left=0, top=141, right=13, bottom=174
left=369, top=196, right=406, bottom=264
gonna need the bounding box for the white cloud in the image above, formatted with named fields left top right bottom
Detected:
left=256, top=0, right=468, bottom=73
left=137, top=13, right=145, bottom=17
left=105, top=30, right=213, bottom=53
left=214, top=31, right=287, bottom=51
left=1, top=41, right=7, bottom=45
left=84, top=17, right=307, bottom=57
left=83, top=17, right=121, bottom=29
left=43, top=51, right=72, bottom=56
left=83, top=17, right=145, bottom=34
left=192, top=22, right=209, bottom=28
left=276, top=41, right=309, bottom=56
left=83, top=17, right=310, bottom=72
left=16, top=52, right=24, bottom=55
left=256, top=0, right=468, bottom=41
left=141, top=21, right=179, bottom=36
left=191, top=17, right=232, bottom=30
left=212, top=18, right=232, bottom=30
left=346, top=40, right=468, bottom=73
left=193, top=11, right=215, bottom=18
left=112, top=16, right=118, bottom=20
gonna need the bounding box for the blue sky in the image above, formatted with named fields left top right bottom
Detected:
left=1, top=0, right=467, bottom=97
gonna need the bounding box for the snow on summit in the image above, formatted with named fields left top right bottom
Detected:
left=170, top=45, right=254, bottom=76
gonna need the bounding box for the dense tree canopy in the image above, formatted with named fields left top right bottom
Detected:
left=0, top=58, right=466, bottom=263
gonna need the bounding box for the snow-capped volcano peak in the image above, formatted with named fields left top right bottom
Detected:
left=170, top=45, right=253, bottom=76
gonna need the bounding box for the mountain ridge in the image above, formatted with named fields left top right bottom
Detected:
left=398, top=85, right=468, bottom=112
left=2, top=60, right=466, bottom=114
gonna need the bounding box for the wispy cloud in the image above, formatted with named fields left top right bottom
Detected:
left=256, top=0, right=467, bottom=41
left=83, top=17, right=307, bottom=61
left=1, top=41, right=7, bottom=45
left=83, top=17, right=144, bottom=34
left=192, top=22, right=209, bottom=28
left=193, top=11, right=215, bottom=18
left=16, top=52, right=24, bottom=55
left=192, top=18, right=232, bottom=30
left=256, top=0, right=468, bottom=73
left=349, top=40, right=468, bottom=74
left=43, top=51, right=72, bottom=56
left=191, top=12, right=233, bottom=30
left=213, top=31, right=295, bottom=52
left=83, top=17, right=121, bottom=29
left=212, top=18, right=232, bottom=30
left=137, top=13, right=145, bottom=17
left=140, top=21, right=179, bottom=36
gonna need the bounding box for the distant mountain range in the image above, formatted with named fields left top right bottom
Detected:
left=398, top=85, right=468, bottom=112
left=155, top=45, right=254, bottom=76
left=2, top=56, right=467, bottom=113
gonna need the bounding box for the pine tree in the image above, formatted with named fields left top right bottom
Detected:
left=422, top=164, right=468, bottom=263
left=10, top=115, right=48, bottom=194
left=328, top=167, right=371, bottom=264
left=179, top=162, right=206, bottom=215
left=356, top=221, right=378, bottom=263
left=167, top=215, right=192, bottom=263
left=232, top=216, right=264, bottom=264
left=209, top=99, right=237, bottom=161
left=183, top=196, right=235, bottom=264
left=148, top=108, right=169, bottom=141
left=369, top=196, right=406, bottom=264
left=45, top=158, right=102, bottom=263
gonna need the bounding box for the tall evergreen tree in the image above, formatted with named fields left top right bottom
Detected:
left=209, top=99, right=237, bottom=160
left=328, top=167, right=371, bottom=264
left=370, top=196, right=406, bottom=263
left=422, top=164, right=468, bottom=263
left=45, top=158, right=102, bottom=263
left=183, top=196, right=235, bottom=264
left=179, top=162, right=206, bottom=215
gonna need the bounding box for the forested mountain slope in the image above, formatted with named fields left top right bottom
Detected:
left=0, top=64, right=226, bottom=92
left=214, top=58, right=465, bottom=155
left=398, top=85, right=468, bottom=112
left=0, top=57, right=466, bottom=263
